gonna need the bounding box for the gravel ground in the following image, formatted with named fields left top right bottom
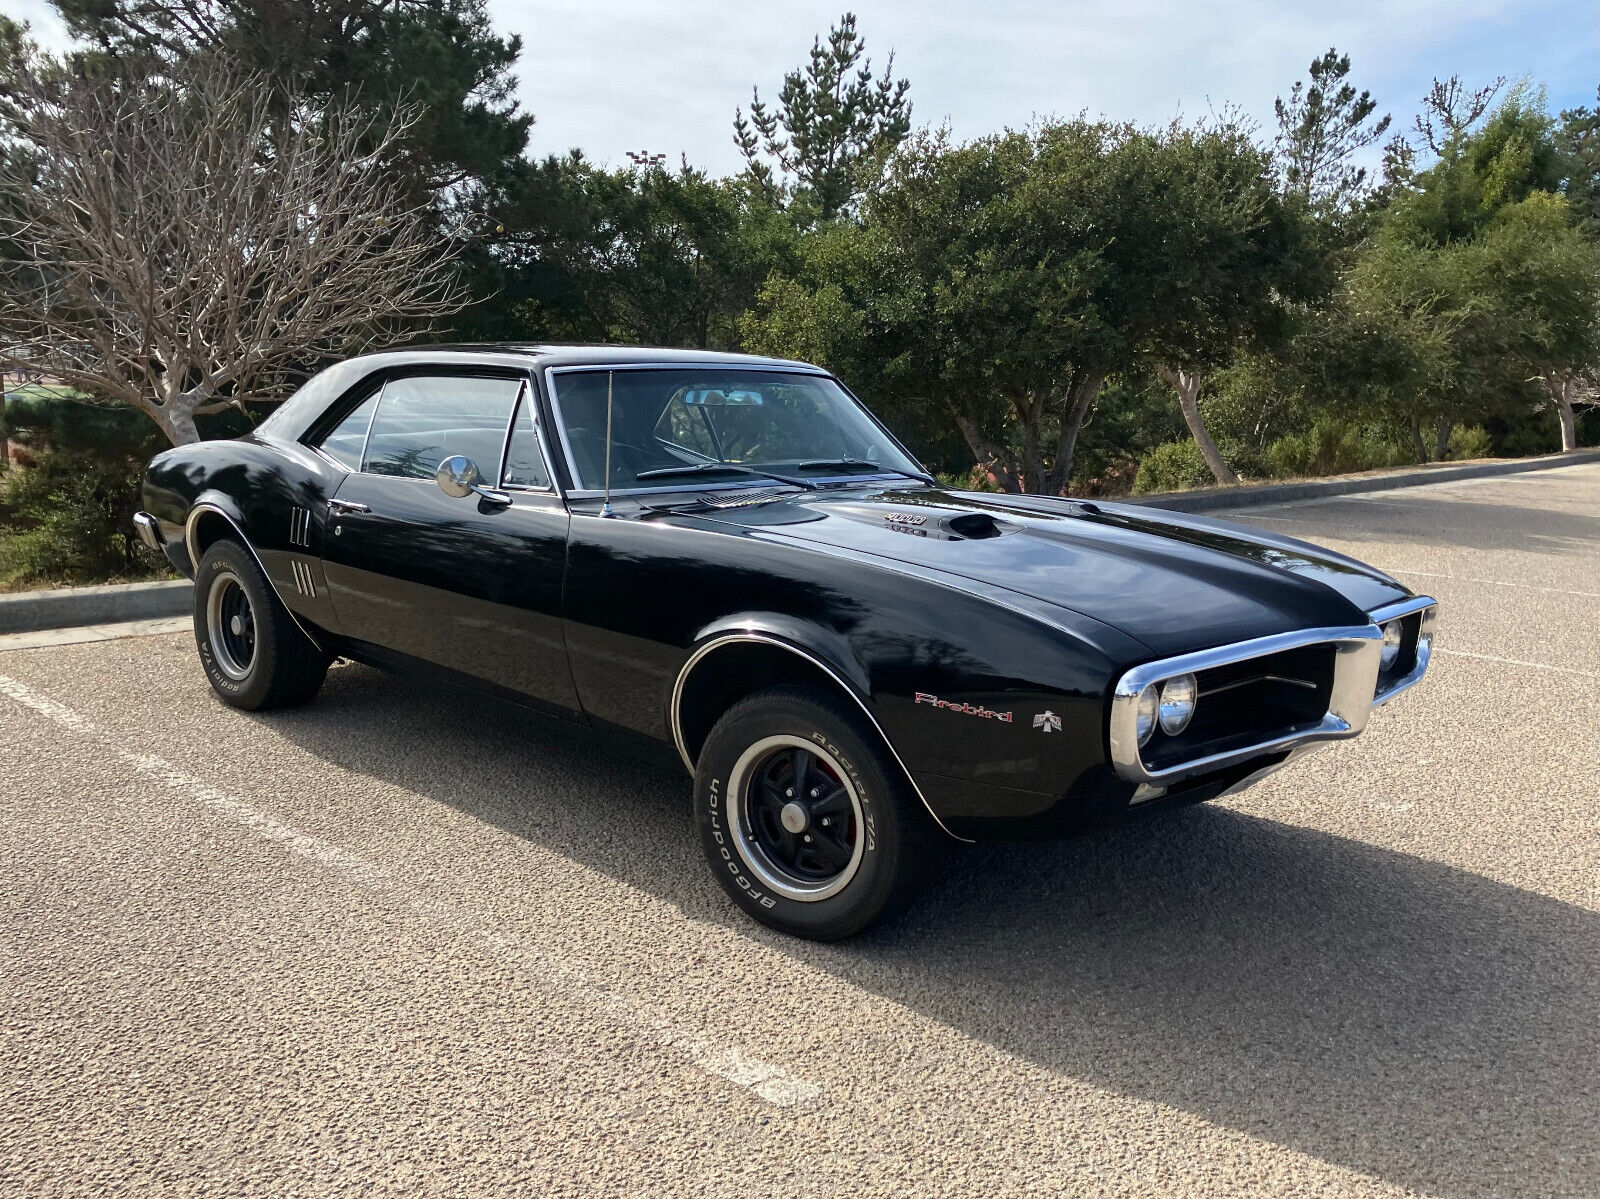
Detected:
left=1, top=464, right=1593, bottom=1198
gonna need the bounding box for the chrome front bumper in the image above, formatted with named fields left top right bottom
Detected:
left=1107, top=595, right=1438, bottom=785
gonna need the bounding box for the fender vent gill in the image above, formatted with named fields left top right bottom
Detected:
left=290, top=559, right=317, bottom=598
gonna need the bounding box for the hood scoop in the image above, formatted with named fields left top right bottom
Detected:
left=823, top=502, right=1021, bottom=542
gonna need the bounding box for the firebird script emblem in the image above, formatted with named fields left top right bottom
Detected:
left=915, top=692, right=1013, bottom=722
left=1033, top=711, right=1062, bottom=733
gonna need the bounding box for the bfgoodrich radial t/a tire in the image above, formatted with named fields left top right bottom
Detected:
left=193, top=539, right=330, bottom=711
left=695, top=685, right=928, bottom=940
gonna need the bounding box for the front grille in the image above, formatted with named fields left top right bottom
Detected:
left=1141, top=643, right=1336, bottom=772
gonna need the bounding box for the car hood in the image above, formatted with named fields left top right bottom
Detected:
left=706, top=485, right=1411, bottom=657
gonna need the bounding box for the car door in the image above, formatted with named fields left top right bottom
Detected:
left=317, top=369, right=581, bottom=717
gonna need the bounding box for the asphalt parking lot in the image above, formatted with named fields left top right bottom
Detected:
left=2, top=463, right=1594, bottom=1198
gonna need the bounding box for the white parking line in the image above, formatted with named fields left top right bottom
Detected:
left=1434, top=648, right=1596, bottom=677
left=0, top=674, right=822, bottom=1110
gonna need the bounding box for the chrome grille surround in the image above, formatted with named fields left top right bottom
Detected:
left=1107, top=594, right=1438, bottom=785
left=1370, top=596, right=1440, bottom=705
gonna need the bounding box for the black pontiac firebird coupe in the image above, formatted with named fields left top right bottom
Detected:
left=137, top=345, right=1437, bottom=939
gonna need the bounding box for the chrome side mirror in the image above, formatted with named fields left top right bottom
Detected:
left=436, top=455, right=481, bottom=498
left=436, top=455, right=510, bottom=505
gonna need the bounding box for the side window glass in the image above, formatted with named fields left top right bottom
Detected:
left=317, top=390, right=379, bottom=470
left=363, top=375, right=520, bottom=480
left=502, top=393, right=551, bottom=489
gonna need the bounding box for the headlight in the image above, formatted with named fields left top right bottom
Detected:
left=1381, top=620, right=1403, bottom=670
left=1136, top=684, right=1159, bottom=745
left=1158, top=673, right=1197, bottom=735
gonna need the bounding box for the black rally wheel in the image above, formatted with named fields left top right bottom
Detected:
left=193, top=539, right=330, bottom=710
left=695, top=685, right=928, bottom=940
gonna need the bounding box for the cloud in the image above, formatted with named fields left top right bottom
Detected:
left=11, top=0, right=1591, bottom=174
left=497, top=0, right=1593, bottom=171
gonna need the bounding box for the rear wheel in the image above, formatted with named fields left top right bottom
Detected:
left=193, top=539, right=329, bottom=710
left=695, top=685, right=928, bottom=940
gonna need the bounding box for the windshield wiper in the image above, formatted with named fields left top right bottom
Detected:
left=634, top=462, right=817, bottom=490
left=795, top=459, right=935, bottom=484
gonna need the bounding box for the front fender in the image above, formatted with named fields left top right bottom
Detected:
left=686, top=611, right=871, bottom=696
left=669, top=617, right=969, bottom=841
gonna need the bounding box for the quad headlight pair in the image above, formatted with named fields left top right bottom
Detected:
left=1134, top=673, right=1197, bottom=746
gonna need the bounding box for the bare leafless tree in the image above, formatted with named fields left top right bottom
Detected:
left=0, top=54, right=471, bottom=445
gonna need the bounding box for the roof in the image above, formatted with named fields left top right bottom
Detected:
left=255, top=343, right=827, bottom=445
left=351, top=342, right=819, bottom=372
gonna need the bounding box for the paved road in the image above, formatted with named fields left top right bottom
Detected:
left=2, top=465, right=1594, bottom=1198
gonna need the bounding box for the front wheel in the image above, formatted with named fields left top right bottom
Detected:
left=695, top=685, right=929, bottom=940
left=193, top=539, right=330, bottom=710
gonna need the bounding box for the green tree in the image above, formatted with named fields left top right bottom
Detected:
left=483, top=155, right=794, bottom=351
left=1273, top=48, right=1391, bottom=214
left=1555, top=93, right=1600, bottom=229
left=1138, top=119, right=1318, bottom=483
left=1341, top=191, right=1597, bottom=458
left=1357, top=88, right=1597, bottom=453
left=51, top=0, right=530, bottom=204
left=749, top=120, right=1272, bottom=495
left=1386, top=84, right=1565, bottom=246
left=733, top=11, right=910, bottom=222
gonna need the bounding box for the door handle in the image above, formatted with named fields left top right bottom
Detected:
left=327, top=498, right=371, bottom=514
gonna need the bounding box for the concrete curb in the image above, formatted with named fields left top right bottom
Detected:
left=0, top=450, right=1594, bottom=634
left=0, top=578, right=193, bottom=634
left=1134, top=449, right=1600, bottom=513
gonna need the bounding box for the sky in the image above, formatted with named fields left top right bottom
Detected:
left=10, top=0, right=1597, bottom=174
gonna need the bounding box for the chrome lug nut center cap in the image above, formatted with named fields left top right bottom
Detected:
left=229, top=615, right=246, bottom=636
left=779, top=802, right=809, bottom=835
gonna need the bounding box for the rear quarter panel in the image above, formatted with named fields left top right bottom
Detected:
left=144, top=436, right=344, bottom=634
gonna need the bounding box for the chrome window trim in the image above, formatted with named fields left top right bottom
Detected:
left=542, top=362, right=918, bottom=497
left=354, top=378, right=385, bottom=472
left=669, top=630, right=971, bottom=843
left=495, top=378, right=560, bottom=493
left=184, top=501, right=326, bottom=654
left=1370, top=595, right=1440, bottom=706
left=1107, top=594, right=1439, bottom=784
left=303, top=379, right=385, bottom=473
left=492, top=379, right=525, bottom=486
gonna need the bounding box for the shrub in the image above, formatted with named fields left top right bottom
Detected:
left=935, top=465, right=1003, bottom=492
left=0, top=450, right=167, bottom=589
left=1133, top=440, right=1214, bottom=494
left=1447, top=425, right=1494, bottom=460
left=1264, top=421, right=1409, bottom=478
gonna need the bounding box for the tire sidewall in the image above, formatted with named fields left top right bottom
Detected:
left=193, top=542, right=278, bottom=709
left=696, top=692, right=904, bottom=939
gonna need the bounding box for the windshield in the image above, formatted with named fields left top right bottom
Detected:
left=548, top=368, right=923, bottom=491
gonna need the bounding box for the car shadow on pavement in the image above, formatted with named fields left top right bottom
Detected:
left=264, top=665, right=1597, bottom=1199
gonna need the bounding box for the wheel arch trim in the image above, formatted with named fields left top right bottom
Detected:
left=670, top=630, right=971, bottom=842
left=184, top=498, right=327, bottom=654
